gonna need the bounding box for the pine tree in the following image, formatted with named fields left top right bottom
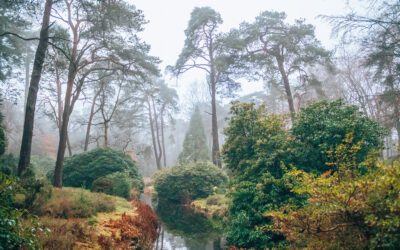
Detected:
left=178, top=106, right=210, bottom=163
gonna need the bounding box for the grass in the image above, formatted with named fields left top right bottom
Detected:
left=34, top=186, right=158, bottom=249
left=39, top=187, right=120, bottom=218
left=191, top=194, right=230, bottom=217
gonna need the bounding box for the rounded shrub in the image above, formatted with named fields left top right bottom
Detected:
left=61, top=148, right=143, bottom=192
left=154, top=162, right=228, bottom=203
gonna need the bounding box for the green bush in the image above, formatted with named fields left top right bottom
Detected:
left=222, top=103, right=300, bottom=248
left=0, top=172, right=41, bottom=249
left=291, top=100, right=386, bottom=174
left=60, top=148, right=143, bottom=191
left=0, top=154, right=18, bottom=175
left=91, top=172, right=143, bottom=199
left=154, top=162, right=227, bottom=203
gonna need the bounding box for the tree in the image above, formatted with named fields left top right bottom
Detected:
left=143, top=80, right=178, bottom=169
left=51, top=0, right=158, bottom=187
left=17, top=0, right=53, bottom=176
left=169, top=7, right=239, bottom=167
left=325, top=0, right=400, bottom=152
left=178, top=106, right=210, bottom=163
left=227, top=11, right=330, bottom=122
left=0, top=0, right=28, bottom=83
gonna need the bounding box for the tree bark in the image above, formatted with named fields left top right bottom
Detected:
left=53, top=18, right=79, bottom=187
left=161, top=108, right=166, bottom=167
left=210, top=80, right=221, bottom=167
left=103, top=122, right=108, bottom=147
left=55, top=68, right=72, bottom=157
left=24, top=43, right=30, bottom=113
left=276, top=55, right=296, bottom=122
left=84, top=89, right=101, bottom=151
left=147, top=98, right=161, bottom=169
left=209, top=39, right=221, bottom=167
left=152, top=98, right=163, bottom=169
left=66, top=133, right=72, bottom=156
left=17, top=0, right=53, bottom=176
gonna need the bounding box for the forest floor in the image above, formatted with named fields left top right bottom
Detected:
left=34, top=187, right=157, bottom=249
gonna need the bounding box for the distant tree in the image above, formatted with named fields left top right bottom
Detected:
left=143, top=80, right=178, bottom=169
left=169, top=7, right=240, bottom=167
left=325, top=0, right=400, bottom=151
left=178, top=106, right=210, bottom=163
left=227, top=11, right=330, bottom=122
left=0, top=0, right=29, bottom=82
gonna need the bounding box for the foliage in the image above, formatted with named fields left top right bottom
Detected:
left=91, top=171, right=143, bottom=200
left=0, top=172, right=41, bottom=250
left=169, top=6, right=240, bottom=95
left=60, top=148, right=143, bottom=191
left=222, top=102, right=301, bottom=248
left=0, top=0, right=32, bottom=83
left=270, top=143, right=400, bottom=249
left=30, top=155, right=55, bottom=179
left=39, top=187, right=116, bottom=219
left=98, top=201, right=158, bottom=250
left=154, top=162, right=227, bottom=203
left=37, top=218, right=95, bottom=250
left=225, top=11, right=331, bottom=119
left=178, top=106, right=210, bottom=163
left=0, top=154, right=18, bottom=175
left=291, top=100, right=386, bottom=174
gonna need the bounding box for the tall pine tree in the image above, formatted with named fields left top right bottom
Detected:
left=178, top=106, right=210, bottom=163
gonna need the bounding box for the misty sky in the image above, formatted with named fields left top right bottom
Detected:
left=129, top=0, right=355, bottom=108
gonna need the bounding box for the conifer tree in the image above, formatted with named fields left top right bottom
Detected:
left=178, top=106, right=210, bottom=163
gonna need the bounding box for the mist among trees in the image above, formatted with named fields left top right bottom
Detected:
left=1, top=0, right=400, bottom=249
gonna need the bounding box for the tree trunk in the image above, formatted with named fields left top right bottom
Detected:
left=208, top=37, right=221, bottom=167
left=152, top=98, right=163, bottom=168
left=210, top=80, right=221, bottom=167
left=66, top=133, right=72, bottom=156
left=17, top=0, right=53, bottom=176
left=147, top=99, right=161, bottom=169
left=394, top=97, right=400, bottom=155
left=276, top=55, right=296, bottom=122
left=103, top=122, right=108, bottom=148
left=53, top=22, right=79, bottom=187
left=161, top=108, right=166, bottom=167
left=24, top=43, right=30, bottom=113
left=84, top=90, right=100, bottom=151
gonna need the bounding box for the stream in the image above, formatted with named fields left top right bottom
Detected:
left=142, top=194, right=225, bottom=250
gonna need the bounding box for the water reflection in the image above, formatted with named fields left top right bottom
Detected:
left=153, top=199, right=224, bottom=250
